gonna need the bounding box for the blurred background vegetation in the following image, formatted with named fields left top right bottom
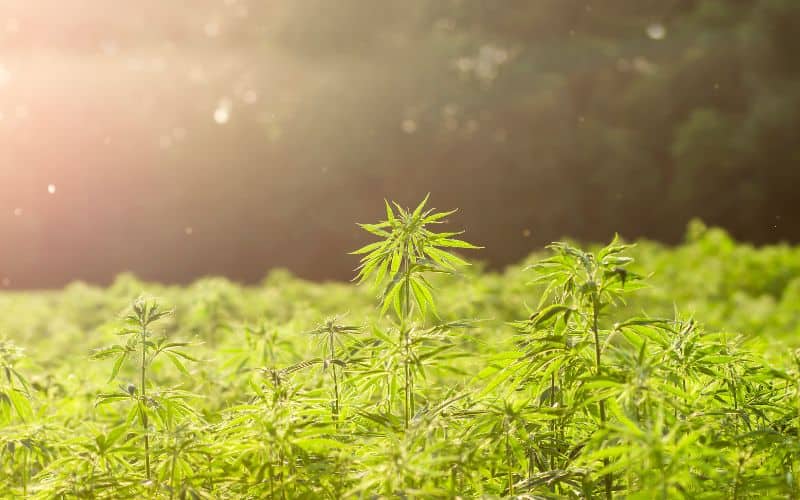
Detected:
left=1, top=0, right=798, bottom=287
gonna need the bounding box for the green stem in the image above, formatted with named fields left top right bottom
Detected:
left=22, top=448, right=28, bottom=497
left=141, top=321, right=151, bottom=481
left=506, top=425, right=514, bottom=496
left=592, top=295, right=612, bottom=500
left=269, top=459, right=275, bottom=499
left=550, top=372, right=556, bottom=473
left=401, top=242, right=412, bottom=430
left=207, top=455, right=214, bottom=492
left=329, top=332, right=340, bottom=422
left=92, top=461, right=99, bottom=496
left=169, top=435, right=178, bottom=500
left=280, top=450, right=287, bottom=500
left=732, top=453, right=744, bottom=499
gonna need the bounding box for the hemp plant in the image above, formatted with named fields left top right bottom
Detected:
left=352, top=195, right=480, bottom=428
left=481, top=237, right=648, bottom=497
left=0, top=338, right=33, bottom=425
left=304, top=316, right=361, bottom=422
left=92, top=297, right=197, bottom=483
left=0, top=339, right=36, bottom=495
left=530, top=238, right=644, bottom=497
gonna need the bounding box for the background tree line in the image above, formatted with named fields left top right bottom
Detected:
left=0, top=0, right=798, bottom=286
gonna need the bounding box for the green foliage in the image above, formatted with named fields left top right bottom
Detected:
left=0, top=339, right=33, bottom=426
left=353, top=194, right=480, bottom=318
left=87, top=297, right=201, bottom=496
left=353, top=196, right=480, bottom=429
left=1, top=202, right=799, bottom=497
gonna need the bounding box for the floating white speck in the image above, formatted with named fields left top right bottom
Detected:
left=633, top=56, right=657, bottom=75
left=243, top=90, right=258, bottom=104
left=204, top=21, right=220, bottom=38
left=646, top=23, right=666, bottom=40
left=150, top=57, right=166, bottom=72
left=214, top=107, right=229, bottom=125
left=6, top=19, right=19, bottom=34
left=401, top=119, right=417, bottom=134
left=455, top=57, right=474, bottom=73
left=189, top=66, right=207, bottom=84
left=0, top=64, right=11, bottom=87
left=47, top=184, right=56, bottom=194
left=185, top=227, right=194, bottom=235
left=214, top=98, right=232, bottom=124
left=100, top=41, right=119, bottom=56
left=13, top=208, right=23, bottom=216
left=172, top=127, right=187, bottom=141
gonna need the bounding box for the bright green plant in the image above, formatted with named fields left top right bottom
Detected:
left=304, top=316, right=361, bottom=422
left=92, top=297, right=198, bottom=487
left=353, top=194, right=480, bottom=428
left=0, top=424, right=57, bottom=497
left=0, top=217, right=798, bottom=498
left=531, top=237, right=642, bottom=498
left=0, top=339, right=38, bottom=495
left=0, top=338, right=33, bottom=425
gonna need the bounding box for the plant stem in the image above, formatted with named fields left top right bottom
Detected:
left=592, top=294, right=612, bottom=500
left=550, top=372, right=556, bottom=473
left=22, top=448, right=28, bottom=497
left=401, top=241, right=412, bottom=430
left=169, top=439, right=177, bottom=500
left=280, top=450, right=287, bottom=500
left=269, top=459, right=275, bottom=499
left=506, top=424, right=514, bottom=496
left=141, top=321, right=151, bottom=481
left=329, top=331, right=340, bottom=422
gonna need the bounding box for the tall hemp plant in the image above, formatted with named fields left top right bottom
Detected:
left=0, top=339, right=33, bottom=426
left=530, top=238, right=644, bottom=498
left=92, top=298, right=199, bottom=487
left=352, top=195, right=480, bottom=429
left=304, top=316, right=362, bottom=423
left=483, top=236, right=649, bottom=497
left=0, top=339, right=35, bottom=496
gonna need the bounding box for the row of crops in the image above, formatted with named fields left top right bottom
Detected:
left=1, top=199, right=799, bottom=498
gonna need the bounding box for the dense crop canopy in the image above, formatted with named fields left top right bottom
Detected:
left=0, top=202, right=798, bottom=498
